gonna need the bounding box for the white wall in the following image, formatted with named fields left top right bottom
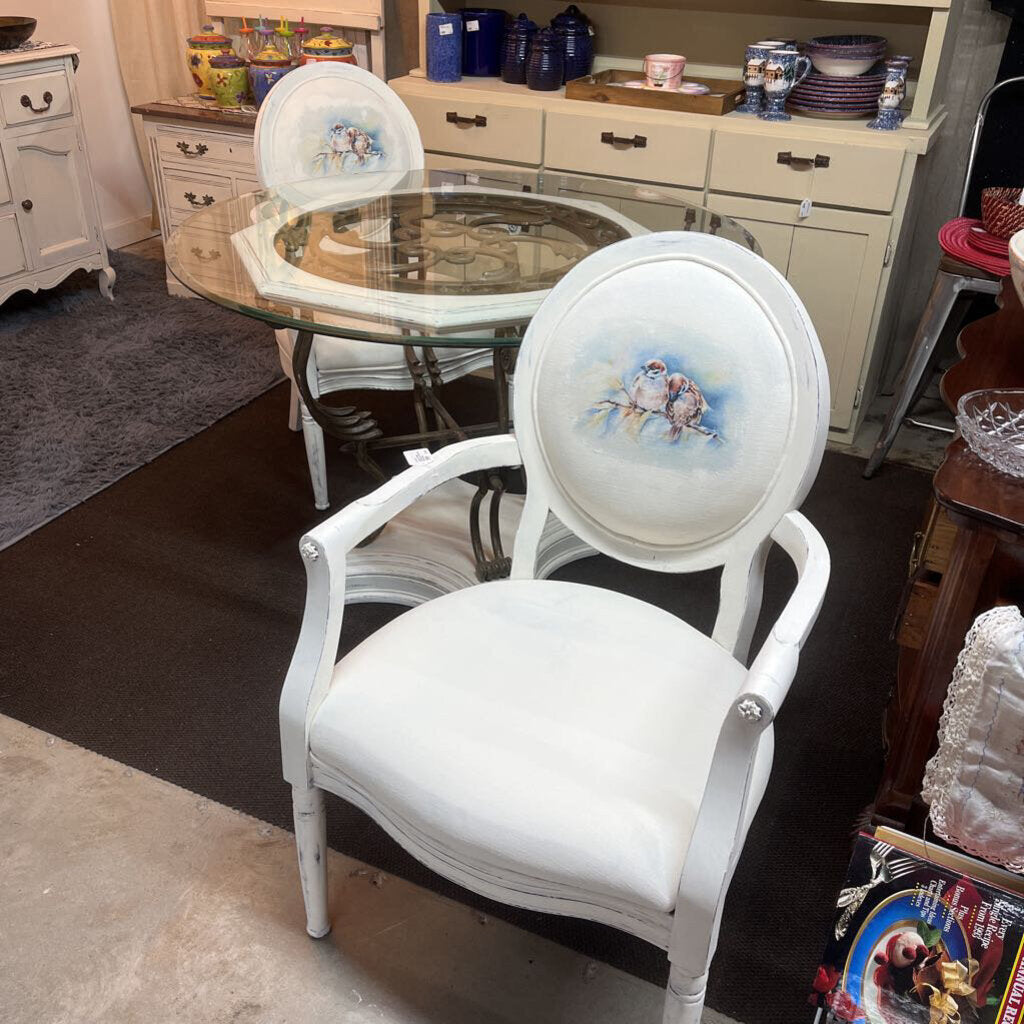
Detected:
left=0, top=0, right=154, bottom=247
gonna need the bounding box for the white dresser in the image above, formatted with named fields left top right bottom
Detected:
left=0, top=43, right=114, bottom=305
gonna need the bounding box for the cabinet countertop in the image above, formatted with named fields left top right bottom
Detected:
left=390, top=74, right=942, bottom=156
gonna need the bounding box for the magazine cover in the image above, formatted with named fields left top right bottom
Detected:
left=810, top=833, right=1024, bottom=1024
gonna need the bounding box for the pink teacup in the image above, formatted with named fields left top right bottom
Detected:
left=644, top=53, right=686, bottom=90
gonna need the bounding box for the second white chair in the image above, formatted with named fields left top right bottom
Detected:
left=254, top=62, right=493, bottom=508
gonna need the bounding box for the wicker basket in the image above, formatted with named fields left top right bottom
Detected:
left=981, top=187, right=1024, bottom=240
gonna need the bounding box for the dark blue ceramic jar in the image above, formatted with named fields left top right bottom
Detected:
left=551, top=4, right=593, bottom=82
left=426, top=11, right=462, bottom=82
left=461, top=8, right=505, bottom=76
left=526, top=28, right=564, bottom=91
left=501, top=13, right=537, bottom=85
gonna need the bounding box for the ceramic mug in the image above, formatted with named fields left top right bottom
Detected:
left=738, top=42, right=780, bottom=114
left=760, top=48, right=810, bottom=121
left=644, top=53, right=685, bottom=90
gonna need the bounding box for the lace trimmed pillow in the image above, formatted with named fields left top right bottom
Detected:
left=922, top=604, right=1024, bottom=873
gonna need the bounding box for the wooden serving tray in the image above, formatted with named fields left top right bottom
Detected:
left=565, top=69, right=745, bottom=116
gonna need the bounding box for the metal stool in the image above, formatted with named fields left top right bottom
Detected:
left=863, top=76, right=1024, bottom=479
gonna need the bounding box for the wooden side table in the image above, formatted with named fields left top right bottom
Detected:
left=874, top=279, right=1024, bottom=828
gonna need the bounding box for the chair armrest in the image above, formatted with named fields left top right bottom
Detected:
left=280, top=433, right=522, bottom=786
left=737, top=510, right=830, bottom=724
left=669, top=510, right=829, bottom=974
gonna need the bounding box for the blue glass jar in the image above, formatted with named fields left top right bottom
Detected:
left=461, top=8, right=505, bottom=76
left=551, top=4, right=593, bottom=83
left=426, top=11, right=462, bottom=82
left=501, top=13, right=537, bottom=85
left=526, top=28, right=564, bottom=91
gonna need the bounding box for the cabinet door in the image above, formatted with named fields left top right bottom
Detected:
left=7, top=126, right=98, bottom=270
left=0, top=212, right=28, bottom=279
left=708, top=193, right=890, bottom=431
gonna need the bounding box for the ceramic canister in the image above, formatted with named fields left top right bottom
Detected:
left=185, top=24, right=235, bottom=100
left=551, top=3, right=593, bottom=83
left=526, top=27, right=564, bottom=90
left=462, top=8, right=505, bottom=76
left=427, top=11, right=463, bottom=82
left=501, top=13, right=536, bottom=85
left=248, top=44, right=295, bottom=109
left=209, top=53, right=251, bottom=108
left=301, top=25, right=357, bottom=64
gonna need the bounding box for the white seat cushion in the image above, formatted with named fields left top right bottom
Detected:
left=309, top=579, right=772, bottom=915
left=276, top=330, right=488, bottom=375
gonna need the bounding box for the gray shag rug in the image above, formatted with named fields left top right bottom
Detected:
left=0, top=246, right=283, bottom=549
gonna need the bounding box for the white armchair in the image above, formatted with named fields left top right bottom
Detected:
left=254, top=62, right=493, bottom=508
left=279, top=231, right=831, bottom=1022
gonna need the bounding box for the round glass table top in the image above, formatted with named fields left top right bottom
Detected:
left=165, top=167, right=760, bottom=347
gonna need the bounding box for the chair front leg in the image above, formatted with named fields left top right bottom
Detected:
left=292, top=786, right=330, bottom=938
left=299, top=401, right=330, bottom=511
left=663, top=966, right=708, bottom=1024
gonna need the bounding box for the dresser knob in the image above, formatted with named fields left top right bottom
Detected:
left=21, top=199, right=32, bottom=211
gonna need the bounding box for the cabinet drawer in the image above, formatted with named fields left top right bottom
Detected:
left=0, top=69, right=73, bottom=127
left=709, top=132, right=904, bottom=212
left=165, top=170, right=234, bottom=216
left=402, top=93, right=542, bottom=166
left=0, top=147, right=10, bottom=205
left=0, top=212, right=27, bottom=278
left=156, top=128, right=254, bottom=170
left=544, top=111, right=710, bottom=189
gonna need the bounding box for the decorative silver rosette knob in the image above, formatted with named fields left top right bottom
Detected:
left=736, top=698, right=763, bottom=722
left=300, top=541, right=319, bottom=562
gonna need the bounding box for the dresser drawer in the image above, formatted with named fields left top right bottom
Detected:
left=165, top=170, right=234, bottom=216
left=709, top=132, right=904, bottom=213
left=544, top=111, right=710, bottom=189
left=156, top=127, right=254, bottom=170
left=0, top=69, right=73, bottom=127
left=0, top=212, right=27, bottom=278
left=402, top=93, right=543, bottom=166
left=0, top=147, right=10, bottom=205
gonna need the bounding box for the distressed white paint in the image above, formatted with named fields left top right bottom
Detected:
left=280, top=234, right=831, bottom=1023
left=0, top=46, right=114, bottom=305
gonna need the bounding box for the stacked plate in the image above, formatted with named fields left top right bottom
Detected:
left=788, top=67, right=885, bottom=119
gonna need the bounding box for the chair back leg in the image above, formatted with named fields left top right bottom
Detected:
left=287, top=381, right=303, bottom=432
left=291, top=786, right=331, bottom=938
left=299, top=403, right=330, bottom=510
left=663, top=966, right=709, bottom=1024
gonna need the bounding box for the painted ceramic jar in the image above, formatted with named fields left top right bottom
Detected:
left=760, top=48, right=810, bottom=122
left=552, top=4, right=593, bottom=83
left=526, top=28, right=563, bottom=90
left=738, top=42, right=773, bottom=114
left=501, top=13, right=536, bottom=84
left=248, top=45, right=295, bottom=109
left=209, top=53, right=251, bottom=108
left=301, top=26, right=356, bottom=64
left=427, top=11, right=463, bottom=82
left=462, top=8, right=505, bottom=76
left=868, top=60, right=906, bottom=131
left=185, top=25, right=235, bottom=100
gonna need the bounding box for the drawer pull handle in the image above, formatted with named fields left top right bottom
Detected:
left=21, top=199, right=32, bottom=212
left=184, top=192, right=215, bottom=208
left=176, top=141, right=209, bottom=158
left=446, top=112, right=487, bottom=127
left=190, top=246, right=221, bottom=262
left=777, top=151, right=830, bottom=169
left=601, top=132, right=647, bottom=149
left=20, top=91, right=53, bottom=113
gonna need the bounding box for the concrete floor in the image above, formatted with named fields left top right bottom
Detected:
left=0, top=714, right=739, bottom=1024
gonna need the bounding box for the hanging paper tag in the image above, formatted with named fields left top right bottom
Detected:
left=799, top=198, right=812, bottom=219
left=438, top=22, right=454, bottom=35
left=404, top=448, right=434, bottom=467
left=466, top=19, right=480, bottom=31
left=466, top=172, right=480, bottom=184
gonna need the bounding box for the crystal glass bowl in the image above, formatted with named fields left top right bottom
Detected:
left=956, top=388, right=1024, bottom=477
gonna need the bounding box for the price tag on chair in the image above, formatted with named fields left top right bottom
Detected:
left=404, top=448, right=434, bottom=467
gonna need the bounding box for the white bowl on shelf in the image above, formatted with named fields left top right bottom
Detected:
left=807, top=54, right=880, bottom=77
left=1009, top=228, right=1024, bottom=308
